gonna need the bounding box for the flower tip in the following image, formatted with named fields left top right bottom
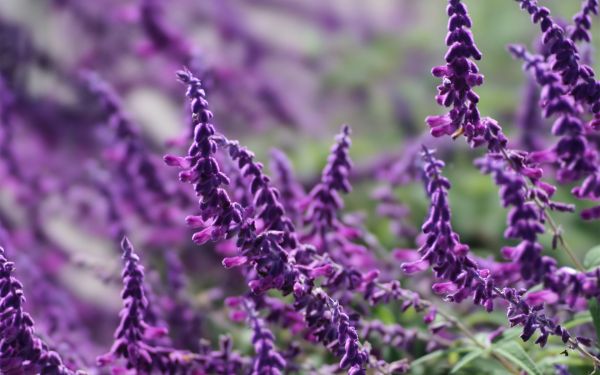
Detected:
left=120, top=236, right=132, bottom=252
left=175, top=69, right=191, bottom=83
left=581, top=206, right=600, bottom=221
left=164, top=154, right=190, bottom=168
left=310, top=264, right=333, bottom=278
left=400, top=260, right=428, bottom=274
left=222, top=256, right=248, bottom=269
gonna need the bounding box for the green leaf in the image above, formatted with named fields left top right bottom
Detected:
left=450, top=349, right=485, bottom=373
left=493, top=342, right=541, bottom=375
left=563, top=312, right=592, bottom=330
left=584, top=245, right=600, bottom=270
left=410, top=349, right=446, bottom=367
left=588, top=298, right=600, bottom=345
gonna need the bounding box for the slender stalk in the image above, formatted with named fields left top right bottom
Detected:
left=498, top=148, right=586, bottom=272
left=434, top=308, right=520, bottom=375
left=376, top=283, right=520, bottom=374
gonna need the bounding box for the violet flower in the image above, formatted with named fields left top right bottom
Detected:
left=0, top=247, right=73, bottom=374
left=302, top=125, right=354, bottom=255
left=242, top=299, right=286, bottom=375
left=515, top=0, right=600, bottom=114
left=425, top=1, right=483, bottom=138
left=165, top=70, right=244, bottom=244
left=570, top=0, right=599, bottom=44
left=97, top=237, right=177, bottom=372
left=426, top=0, right=507, bottom=151
left=169, top=70, right=369, bottom=373
left=402, top=148, right=494, bottom=309
left=215, top=137, right=298, bottom=249
left=475, top=154, right=553, bottom=283
left=509, top=45, right=600, bottom=219
left=270, top=148, right=305, bottom=223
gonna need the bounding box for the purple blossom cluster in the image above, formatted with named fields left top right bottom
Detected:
left=1, top=0, right=600, bottom=374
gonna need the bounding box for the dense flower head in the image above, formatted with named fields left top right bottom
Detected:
left=98, top=237, right=189, bottom=373
left=515, top=0, right=600, bottom=113
left=0, top=247, right=72, bottom=374
left=475, top=155, right=553, bottom=282
left=570, top=0, right=599, bottom=43
left=303, top=125, right=353, bottom=248
left=165, top=69, right=244, bottom=243
left=402, top=147, right=494, bottom=309
left=509, top=44, right=600, bottom=219
left=426, top=0, right=482, bottom=137
left=426, top=0, right=508, bottom=152
left=270, top=148, right=305, bottom=223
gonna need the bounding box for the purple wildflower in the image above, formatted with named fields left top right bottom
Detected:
left=475, top=154, right=553, bottom=282
left=165, top=69, right=244, bottom=243
left=97, top=237, right=176, bottom=372
left=303, top=125, right=353, bottom=251
left=515, top=0, right=600, bottom=114
left=426, top=0, right=507, bottom=151
left=243, top=299, right=286, bottom=375
left=402, top=148, right=494, bottom=309
left=270, top=148, right=305, bottom=223
left=0, top=247, right=73, bottom=374
left=570, top=0, right=599, bottom=43
left=509, top=45, right=600, bottom=219
left=215, top=137, right=297, bottom=249
left=169, top=70, right=368, bottom=372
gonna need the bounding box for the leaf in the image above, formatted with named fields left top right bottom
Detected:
left=410, top=349, right=445, bottom=367
left=584, top=245, right=600, bottom=270
left=588, top=298, right=600, bottom=345
left=450, top=349, right=485, bottom=373
left=493, top=342, right=541, bottom=375
left=563, top=312, right=592, bottom=330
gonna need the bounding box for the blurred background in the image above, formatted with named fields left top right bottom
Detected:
left=0, top=0, right=599, bottom=373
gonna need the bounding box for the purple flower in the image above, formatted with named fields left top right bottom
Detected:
left=165, top=69, right=244, bottom=241
left=402, top=148, right=493, bottom=308
left=0, top=247, right=73, bottom=374
left=569, top=0, right=599, bottom=44
left=303, top=125, right=353, bottom=251
left=216, top=137, right=298, bottom=249
left=243, top=300, right=286, bottom=375
left=169, top=71, right=368, bottom=372
left=475, top=154, right=552, bottom=282
left=427, top=2, right=482, bottom=136
left=270, top=148, right=305, bottom=223
left=509, top=45, right=600, bottom=219
left=427, top=0, right=507, bottom=151
left=515, top=0, right=600, bottom=114
left=98, top=237, right=184, bottom=372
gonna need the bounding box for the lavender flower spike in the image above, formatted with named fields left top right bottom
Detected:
left=303, top=125, right=353, bottom=249
left=244, top=299, right=286, bottom=375
left=165, top=69, right=243, bottom=243
left=570, top=0, right=599, bottom=43
left=426, top=0, right=507, bottom=151
left=0, top=247, right=73, bottom=374
left=426, top=0, right=483, bottom=140
left=402, top=147, right=493, bottom=309
left=270, top=148, right=305, bottom=223
left=97, top=237, right=170, bottom=372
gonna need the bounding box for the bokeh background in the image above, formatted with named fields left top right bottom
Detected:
left=1, top=0, right=599, bottom=374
